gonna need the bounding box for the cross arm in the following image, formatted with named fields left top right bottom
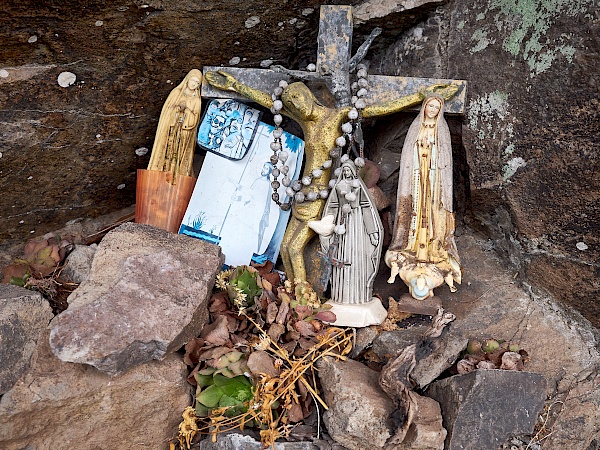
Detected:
left=348, top=27, right=382, bottom=72
left=363, top=76, right=467, bottom=116
left=204, top=70, right=274, bottom=109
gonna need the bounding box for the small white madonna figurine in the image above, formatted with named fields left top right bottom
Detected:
left=309, top=159, right=387, bottom=327
left=385, top=94, right=462, bottom=300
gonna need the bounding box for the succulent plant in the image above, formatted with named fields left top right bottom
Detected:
left=195, top=373, right=253, bottom=418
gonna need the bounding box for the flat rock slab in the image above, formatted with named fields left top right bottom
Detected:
left=49, top=222, right=224, bottom=375
left=0, top=284, right=53, bottom=395
left=318, top=356, right=395, bottom=450
left=427, top=370, right=547, bottom=450
left=0, top=329, right=189, bottom=450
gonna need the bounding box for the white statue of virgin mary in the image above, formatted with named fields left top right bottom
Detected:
left=385, top=94, right=462, bottom=300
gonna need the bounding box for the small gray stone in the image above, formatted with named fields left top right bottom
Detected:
left=427, top=370, right=547, bottom=450
left=371, top=325, right=427, bottom=360
left=60, top=243, right=97, bottom=284
left=318, top=357, right=395, bottom=449
left=0, top=284, right=53, bottom=394
left=349, top=325, right=378, bottom=358
left=411, top=331, right=467, bottom=389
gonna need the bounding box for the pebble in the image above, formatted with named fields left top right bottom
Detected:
left=245, top=16, right=260, bottom=28
left=0, top=69, right=8, bottom=78
left=135, top=147, right=148, bottom=156
left=117, top=184, right=126, bottom=190
left=95, top=20, right=104, bottom=26
left=576, top=242, right=588, bottom=251
left=229, top=56, right=241, bottom=65
left=57, top=72, right=77, bottom=87
left=28, top=35, right=37, bottom=43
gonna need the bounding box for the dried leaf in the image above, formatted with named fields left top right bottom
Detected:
left=209, top=292, right=231, bottom=313
left=267, top=323, right=285, bottom=342
left=288, top=401, right=304, bottom=423
left=266, top=302, right=279, bottom=324
left=314, top=310, right=336, bottom=323
left=500, top=351, right=524, bottom=371
left=298, top=337, right=317, bottom=350
left=294, top=320, right=316, bottom=337
left=201, top=315, right=231, bottom=346
left=197, top=346, right=233, bottom=362
left=276, top=299, right=290, bottom=324
left=294, top=305, right=313, bottom=321
left=1, top=263, right=29, bottom=284
left=247, top=350, right=280, bottom=377
left=183, top=337, right=206, bottom=366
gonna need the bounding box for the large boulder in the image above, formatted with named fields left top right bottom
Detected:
left=0, top=329, right=190, bottom=450
left=49, top=222, right=224, bottom=375
left=428, top=370, right=547, bottom=450
left=0, top=284, right=53, bottom=394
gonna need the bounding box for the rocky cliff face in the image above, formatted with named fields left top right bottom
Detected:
left=1, top=0, right=597, bottom=325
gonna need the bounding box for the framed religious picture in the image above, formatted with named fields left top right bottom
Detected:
left=180, top=122, right=304, bottom=266
left=197, top=99, right=261, bottom=160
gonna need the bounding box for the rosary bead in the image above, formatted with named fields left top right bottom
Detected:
left=319, top=189, right=329, bottom=199
left=282, top=176, right=291, bottom=187
left=345, top=192, right=357, bottom=202
left=273, top=99, right=283, bottom=111
left=312, top=168, right=323, bottom=178
left=357, top=68, right=368, bottom=79
left=335, top=136, right=347, bottom=147
left=341, top=122, right=353, bottom=133
left=356, top=63, right=367, bottom=71
left=340, top=154, right=349, bottom=163
left=292, top=180, right=302, bottom=191
left=280, top=202, right=291, bottom=211
left=281, top=165, right=289, bottom=175
left=306, top=63, right=316, bottom=72
left=302, top=176, right=312, bottom=186
left=271, top=192, right=280, bottom=202
left=351, top=81, right=359, bottom=91
left=351, top=95, right=358, bottom=105
left=322, top=159, right=333, bottom=169
left=270, top=155, right=279, bottom=165
left=273, top=114, right=283, bottom=125
left=329, top=179, right=337, bottom=189
left=348, top=108, right=359, bottom=120
left=270, top=141, right=281, bottom=151
left=355, top=98, right=366, bottom=109
left=279, top=80, right=288, bottom=88
left=342, top=203, right=352, bottom=214
left=272, top=168, right=280, bottom=178
left=273, top=127, right=283, bottom=139
left=357, top=88, right=368, bottom=98
left=274, top=86, right=283, bottom=96
left=354, top=157, right=365, bottom=168
left=307, top=191, right=318, bottom=201
left=333, top=167, right=342, bottom=178
left=271, top=180, right=281, bottom=189
left=294, top=192, right=305, bottom=203
left=286, top=187, right=295, bottom=196
left=352, top=179, right=361, bottom=188
left=358, top=78, right=369, bottom=88
left=278, top=151, right=288, bottom=162
left=334, top=224, right=346, bottom=235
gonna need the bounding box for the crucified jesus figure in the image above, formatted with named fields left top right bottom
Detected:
left=205, top=70, right=458, bottom=284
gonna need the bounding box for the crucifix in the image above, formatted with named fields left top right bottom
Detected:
left=201, top=5, right=467, bottom=288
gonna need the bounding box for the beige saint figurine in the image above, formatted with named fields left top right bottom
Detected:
left=147, top=68, right=203, bottom=182
left=385, top=94, right=462, bottom=300
left=136, top=69, right=202, bottom=233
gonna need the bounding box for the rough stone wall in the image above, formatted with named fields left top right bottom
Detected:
left=369, top=0, right=599, bottom=326
left=1, top=0, right=598, bottom=325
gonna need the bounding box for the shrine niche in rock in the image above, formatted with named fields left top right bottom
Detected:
left=203, top=5, right=466, bottom=327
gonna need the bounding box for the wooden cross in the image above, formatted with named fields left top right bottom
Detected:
left=201, top=5, right=467, bottom=114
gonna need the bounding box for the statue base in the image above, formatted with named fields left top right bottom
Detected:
left=325, top=298, right=388, bottom=328
left=396, top=293, right=442, bottom=316
left=135, top=169, right=197, bottom=234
